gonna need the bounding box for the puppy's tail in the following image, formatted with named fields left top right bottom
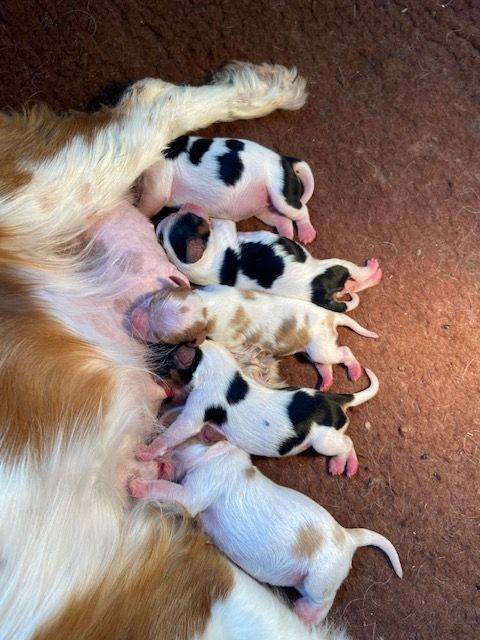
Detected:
left=334, top=313, right=378, bottom=339
left=344, top=368, right=379, bottom=407
left=294, top=160, right=315, bottom=204
left=347, top=527, right=403, bottom=578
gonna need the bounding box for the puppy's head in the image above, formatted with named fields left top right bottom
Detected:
left=157, top=208, right=211, bottom=265
left=131, top=287, right=207, bottom=344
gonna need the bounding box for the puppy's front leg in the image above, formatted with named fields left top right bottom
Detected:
left=130, top=477, right=189, bottom=507
left=138, top=392, right=205, bottom=459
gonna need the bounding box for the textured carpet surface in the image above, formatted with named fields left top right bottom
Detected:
left=1, top=1, right=479, bottom=638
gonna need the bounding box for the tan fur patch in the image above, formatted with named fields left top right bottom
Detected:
left=292, top=524, right=323, bottom=559
left=240, top=289, right=257, bottom=300
left=273, top=316, right=311, bottom=356
left=0, top=270, right=115, bottom=459
left=232, top=305, right=250, bottom=332
left=34, top=509, right=233, bottom=640
left=0, top=106, right=117, bottom=200
left=205, top=315, right=216, bottom=336
left=244, top=466, right=257, bottom=479
left=161, top=319, right=207, bottom=345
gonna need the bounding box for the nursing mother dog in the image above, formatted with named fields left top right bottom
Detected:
left=0, top=63, right=352, bottom=639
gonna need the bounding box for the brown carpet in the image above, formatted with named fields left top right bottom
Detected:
left=1, top=1, right=478, bottom=638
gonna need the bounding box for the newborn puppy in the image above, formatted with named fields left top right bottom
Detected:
left=138, top=340, right=379, bottom=476
left=156, top=210, right=382, bottom=312
left=131, top=439, right=403, bottom=626
left=132, top=285, right=377, bottom=391
left=138, top=136, right=316, bottom=243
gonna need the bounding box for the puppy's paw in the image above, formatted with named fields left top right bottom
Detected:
left=135, top=443, right=155, bottom=462
left=329, top=455, right=347, bottom=476
left=129, top=477, right=149, bottom=499
left=297, top=222, right=316, bottom=244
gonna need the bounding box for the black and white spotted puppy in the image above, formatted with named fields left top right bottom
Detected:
left=156, top=210, right=382, bottom=313
left=131, top=438, right=402, bottom=627
left=138, top=136, right=316, bottom=243
left=138, top=340, right=379, bottom=477
left=131, top=285, right=377, bottom=391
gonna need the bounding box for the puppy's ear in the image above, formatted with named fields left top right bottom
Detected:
left=200, top=423, right=226, bottom=444
left=169, top=275, right=190, bottom=288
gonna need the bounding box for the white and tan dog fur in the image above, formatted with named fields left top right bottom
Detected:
left=131, top=439, right=403, bottom=626
left=0, top=62, right=352, bottom=639
left=132, top=284, right=378, bottom=390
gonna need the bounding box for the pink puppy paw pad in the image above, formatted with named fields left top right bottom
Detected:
left=129, top=478, right=148, bottom=499
left=329, top=456, right=347, bottom=476
left=135, top=443, right=153, bottom=462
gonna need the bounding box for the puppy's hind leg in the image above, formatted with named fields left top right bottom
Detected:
left=294, top=570, right=337, bottom=626
left=310, top=426, right=359, bottom=477
left=256, top=207, right=295, bottom=239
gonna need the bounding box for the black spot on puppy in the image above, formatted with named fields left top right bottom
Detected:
left=281, top=156, right=303, bottom=209
left=226, top=372, right=249, bottom=404
left=204, top=406, right=228, bottom=425
left=239, top=242, right=284, bottom=289
left=225, top=139, right=245, bottom=151
left=169, top=213, right=210, bottom=264
left=189, top=138, right=213, bottom=165
left=311, top=266, right=351, bottom=312
left=151, top=206, right=181, bottom=232
left=217, top=149, right=244, bottom=186
left=278, top=390, right=353, bottom=455
left=163, top=135, right=189, bottom=160
left=276, top=237, right=307, bottom=263
left=219, top=248, right=239, bottom=286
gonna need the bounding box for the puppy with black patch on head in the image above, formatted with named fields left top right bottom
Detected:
left=138, top=340, right=379, bottom=477
left=131, top=438, right=403, bottom=627
left=138, top=136, right=316, bottom=243
left=156, top=209, right=382, bottom=313
left=132, top=284, right=378, bottom=391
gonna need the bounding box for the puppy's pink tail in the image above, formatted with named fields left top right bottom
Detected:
left=347, top=528, right=403, bottom=578
left=345, top=368, right=379, bottom=407
left=294, top=160, right=315, bottom=204
left=335, top=314, right=379, bottom=339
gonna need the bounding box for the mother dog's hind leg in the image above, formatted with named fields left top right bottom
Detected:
left=0, top=63, right=307, bottom=250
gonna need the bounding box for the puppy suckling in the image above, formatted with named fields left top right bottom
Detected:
left=131, top=439, right=403, bottom=626
left=156, top=211, right=382, bottom=312
left=138, top=340, right=379, bottom=476
left=138, top=136, right=316, bottom=243
left=132, top=284, right=378, bottom=391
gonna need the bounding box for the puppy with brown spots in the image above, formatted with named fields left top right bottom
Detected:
left=131, top=438, right=402, bottom=627
left=138, top=136, right=316, bottom=243
left=138, top=340, right=379, bottom=476
left=156, top=210, right=382, bottom=312
left=132, top=284, right=378, bottom=390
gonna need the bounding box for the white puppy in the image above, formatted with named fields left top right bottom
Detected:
left=138, top=136, right=316, bottom=243
left=139, top=340, right=379, bottom=476
left=156, top=210, right=382, bottom=312
left=131, top=438, right=403, bottom=627
left=132, top=284, right=377, bottom=390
